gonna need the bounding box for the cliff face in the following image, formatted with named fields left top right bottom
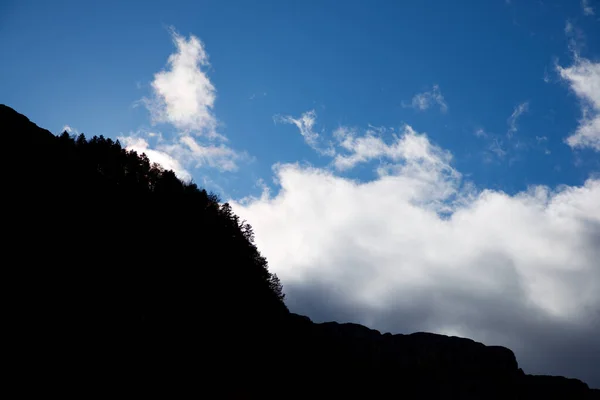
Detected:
left=2, top=104, right=598, bottom=399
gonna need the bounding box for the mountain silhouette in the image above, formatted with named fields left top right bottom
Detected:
left=2, top=104, right=598, bottom=398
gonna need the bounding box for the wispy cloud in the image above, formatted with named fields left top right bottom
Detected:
left=332, top=125, right=457, bottom=187
left=474, top=128, right=509, bottom=162
left=472, top=102, right=535, bottom=163
left=557, top=57, right=600, bottom=151
left=274, top=110, right=335, bottom=156
left=543, top=68, right=551, bottom=84
left=565, top=20, right=574, bottom=35
left=564, top=20, right=586, bottom=57
left=507, top=102, right=529, bottom=138
left=403, top=85, right=448, bottom=113
left=489, top=137, right=508, bottom=159
left=582, top=0, right=595, bottom=16
left=474, top=128, right=488, bottom=138
left=249, top=92, right=267, bottom=101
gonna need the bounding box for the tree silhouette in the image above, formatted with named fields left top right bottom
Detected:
left=2, top=103, right=598, bottom=399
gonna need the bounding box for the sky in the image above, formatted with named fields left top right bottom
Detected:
left=1, top=0, right=599, bottom=387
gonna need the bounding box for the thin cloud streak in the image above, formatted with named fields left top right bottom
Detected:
left=507, top=102, right=529, bottom=138
left=274, top=110, right=335, bottom=156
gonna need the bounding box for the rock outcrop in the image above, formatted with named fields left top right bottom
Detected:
left=260, top=313, right=599, bottom=399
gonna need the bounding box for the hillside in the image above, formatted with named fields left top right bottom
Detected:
left=2, top=104, right=598, bottom=398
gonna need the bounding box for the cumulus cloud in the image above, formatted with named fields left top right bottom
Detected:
left=404, top=85, right=448, bottom=113
left=507, top=102, right=529, bottom=138
left=275, top=111, right=458, bottom=184
left=119, top=29, right=246, bottom=178
left=143, top=28, right=219, bottom=138
left=231, top=124, right=600, bottom=386
left=582, top=0, right=595, bottom=16
left=275, top=110, right=335, bottom=156
left=557, top=57, right=600, bottom=151
left=332, top=125, right=455, bottom=178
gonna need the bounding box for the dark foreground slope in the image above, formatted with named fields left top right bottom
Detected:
left=2, top=104, right=598, bottom=398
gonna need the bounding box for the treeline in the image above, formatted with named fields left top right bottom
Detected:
left=3, top=104, right=287, bottom=393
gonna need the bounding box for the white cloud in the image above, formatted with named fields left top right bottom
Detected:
left=275, top=110, right=335, bottom=156
left=117, top=135, right=192, bottom=181
left=230, top=123, right=600, bottom=384
left=143, top=28, right=219, bottom=138
left=582, top=0, right=595, bottom=16
left=558, top=57, right=600, bottom=151
left=160, top=135, right=246, bottom=172
left=404, top=85, right=448, bottom=113
left=332, top=125, right=455, bottom=177
left=119, top=29, right=246, bottom=178
left=118, top=131, right=246, bottom=178
left=276, top=113, right=459, bottom=192
left=507, top=102, right=529, bottom=138
left=62, top=125, right=78, bottom=135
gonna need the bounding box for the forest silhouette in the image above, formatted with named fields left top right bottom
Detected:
left=2, top=103, right=598, bottom=398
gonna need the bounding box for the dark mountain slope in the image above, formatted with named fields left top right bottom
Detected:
left=2, top=104, right=597, bottom=398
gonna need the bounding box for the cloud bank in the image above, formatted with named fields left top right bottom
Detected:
left=231, top=122, right=600, bottom=386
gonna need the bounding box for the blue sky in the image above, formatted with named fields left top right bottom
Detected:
left=2, top=0, right=600, bottom=386
left=2, top=0, right=599, bottom=197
